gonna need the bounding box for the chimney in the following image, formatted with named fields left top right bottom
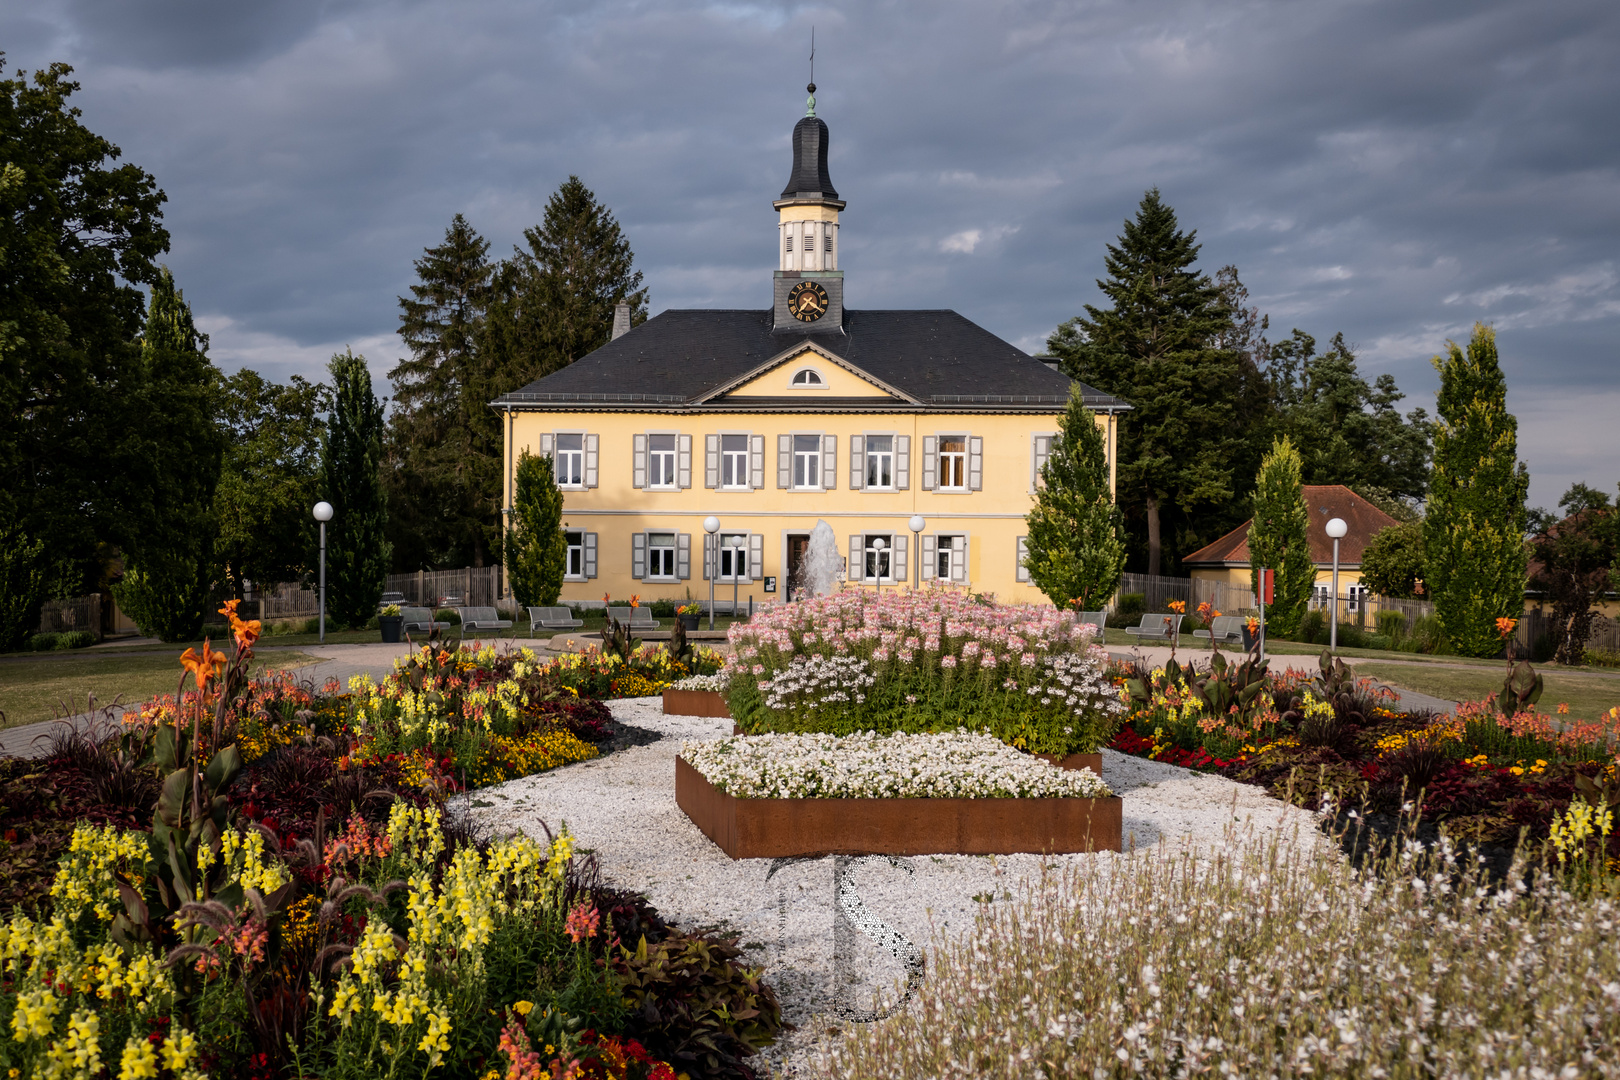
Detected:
left=611, top=302, right=631, bottom=341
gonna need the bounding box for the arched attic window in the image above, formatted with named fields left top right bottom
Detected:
left=790, top=368, right=825, bottom=387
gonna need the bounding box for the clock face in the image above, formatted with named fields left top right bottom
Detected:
left=787, top=280, right=830, bottom=322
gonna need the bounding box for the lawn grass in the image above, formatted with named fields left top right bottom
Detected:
left=0, top=651, right=319, bottom=730
left=1348, top=660, right=1620, bottom=721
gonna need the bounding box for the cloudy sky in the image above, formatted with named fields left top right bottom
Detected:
left=6, top=0, right=1617, bottom=509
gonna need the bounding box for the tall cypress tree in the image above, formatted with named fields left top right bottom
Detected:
left=322, top=350, right=391, bottom=628
left=506, top=450, right=567, bottom=608
left=1023, top=385, right=1125, bottom=611
left=1246, top=436, right=1314, bottom=638
left=1424, top=324, right=1528, bottom=657
left=1047, top=190, right=1248, bottom=575
left=386, top=214, right=495, bottom=570
left=112, top=267, right=223, bottom=641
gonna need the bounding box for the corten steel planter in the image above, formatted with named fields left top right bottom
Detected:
left=675, top=757, right=1122, bottom=859
left=1034, top=751, right=1103, bottom=775
left=662, top=689, right=732, bottom=718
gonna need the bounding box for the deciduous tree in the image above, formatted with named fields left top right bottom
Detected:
left=506, top=451, right=567, bottom=608
left=1247, top=436, right=1315, bottom=638
left=321, top=350, right=391, bottom=629
left=1424, top=325, right=1529, bottom=658
left=1359, top=520, right=1426, bottom=599
left=1528, top=483, right=1617, bottom=666
left=1023, top=385, right=1125, bottom=611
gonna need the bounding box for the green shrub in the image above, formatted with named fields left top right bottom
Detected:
left=1114, top=592, right=1146, bottom=623
left=646, top=599, right=678, bottom=618
left=1374, top=610, right=1408, bottom=642
left=28, top=632, right=60, bottom=651
left=1584, top=647, right=1620, bottom=669
left=1409, top=614, right=1452, bottom=655
left=1293, top=609, right=1326, bottom=644
left=364, top=614, right=380, bottom=630
left=55, top=630, right=96, bottom=650
left=435, top=608, right=462, bottom=625
left=302, top=616, right=321, bottom=634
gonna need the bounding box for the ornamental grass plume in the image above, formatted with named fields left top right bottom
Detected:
left=814, top=818, right=1620, bottom=1079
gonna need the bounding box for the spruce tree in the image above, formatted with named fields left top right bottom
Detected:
left=1047, top=190, right=1248, bottom=575
left=386, top=214, right=496, bottom=569
left=111, top=267, right=223, bottom=641
left=506, top=451, right=567, bottom=608
left=1023, top=385, right=1125, bottom=611
left=1247, top=436, right=1314, bottom=638
left=322, top=350, right=391, bottom=629
left=1424, top=324, right=1529, bottom=657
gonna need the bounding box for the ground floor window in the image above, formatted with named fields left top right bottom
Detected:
left=865, top=533, right=894, bottom=581
left=565, top=531, right=585, bottom=579
left=718, top=533, right=749, bottom=580
left=647, top=532, right=676, bottom=578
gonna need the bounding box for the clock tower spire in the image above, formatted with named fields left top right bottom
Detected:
left=773, top=83, right=845, bottom=334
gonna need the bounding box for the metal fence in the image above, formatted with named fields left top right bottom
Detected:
left=37, top=594, right=103, bottom=639
left=1116, top=573, right=1257, bottom=617
left=384, top=567, right=504, bottom=609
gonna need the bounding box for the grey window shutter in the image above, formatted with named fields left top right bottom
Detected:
left=632, top=533, right=647, bottom=580
left=584, top=533, right=598, bottom=578
left=951, top=535, right=968, bottom=583
left=892, top=534, right=906, bottom=582
left=896, top=435, right=910, bottom=490
left=850, top=435, right=865, bottom=489
left=968, top=436, right=983, bottom=491
left=922, top=436, right=937, bottom=491
left=921, top=534, right=937, bottom=580
left=705, top=434, right=720, bottom=489
left=821, top=433, right=837, bottom=490
left=748, top=533, right=763, bottom=584
left=632, top=433, right=648, bottom=489
left=749, top=435, right=765, bottom=489
left=702, top=532, right=713, bottom=580
left=540, top=433, right=555, bottom=479
left=1032, top=435, right=1053, bottom=491
left=678, top=434, right=692, bottom=488
left=1016, top=536, right=1030, bottom=583
left=777, top=434, right=792, bottom=489
left=584, top=434, right=599, bottom=488
left=849, top=535, right=863, bottom=583
left=677, top=533, right=691, bottom=580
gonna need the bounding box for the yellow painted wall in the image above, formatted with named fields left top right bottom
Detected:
left=503, top=405, right=1115, bottom=605
left=725, top=353, right=893, bottom=398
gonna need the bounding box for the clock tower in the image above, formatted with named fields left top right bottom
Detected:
left=773, top=84, right=845, bottom=334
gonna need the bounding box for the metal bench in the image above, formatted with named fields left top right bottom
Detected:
left=1123, top=613, right=1184, bottom=643
left=527, top=606, right=583, bottom=637
left=459, top=606, right=514, bottom=641
left=400, top=606, right=449, bottom=635
left=606, top=606, right=662, bottom=632
left=1076, top=610, right=1107, bottom=636
left=1192, top=614, right=1247, bottom=646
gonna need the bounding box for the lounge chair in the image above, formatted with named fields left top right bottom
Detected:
left=1192, top=614, right=1247, bottom=646
left=527, top=606, right=583, bottom=637
left=1123, top=613, right=1184, bottom=643
left=459, top=606, right=514, bottom=641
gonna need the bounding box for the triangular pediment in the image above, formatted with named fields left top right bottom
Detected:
left=695, top=341, right=916, bottom=403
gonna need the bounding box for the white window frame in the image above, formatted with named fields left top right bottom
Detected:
left=647, top=433, right=678, bottom=489
left=564, top=530, right=587, bottom=581
left=789, top=366, right=828, bottom=390
left=863, top=433, right=896, bottom=490
left=937, top=434, right=969, bottom=491
left=1031, top=432, right=1057, bottom=492
left=792, top=433, right=823, bottom=490
left=848, top=531, right=906, bottom=584
left=716, top=532, right=751, bottom=582
left=645, top=531, right=678, bottom=580
left=923, top=533, right=967, bottom=583
left=553, top=432, right=587, bottom=489
left=720, top=433, right=751, bottom=490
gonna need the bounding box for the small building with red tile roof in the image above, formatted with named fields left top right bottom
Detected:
left=1181, top=485, right=1400, bottom=605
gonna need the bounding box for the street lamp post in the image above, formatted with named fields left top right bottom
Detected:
left=728, top=534, right=745, bottom=620
left=908, top=515, right=925, bottom=591
left=703, top=517, right=720, bottom=631
left=313, top=501, right=334, bottom=644
left=1326, top=517, right=1348, bottom=653
left=870, top=536, right=886, bottom=595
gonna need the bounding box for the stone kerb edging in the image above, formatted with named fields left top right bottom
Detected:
left=675, top=756, right=1123, bottom=859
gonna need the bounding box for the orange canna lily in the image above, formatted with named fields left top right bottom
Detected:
left=1168, top=600, right=1186, bottom=614
left=179, top=639, right=228, bottom=692
left=630, top=594, right=640, bottom=609
left=1495, top=616, right=1519, bottom=640
left=220, top=599, right=261, bottom=650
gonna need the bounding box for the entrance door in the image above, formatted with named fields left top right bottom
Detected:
left=786, top=534, right=810, bottom=600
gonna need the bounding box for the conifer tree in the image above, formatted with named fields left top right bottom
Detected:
left=1023, top=385, right=1125, bottom=611
left=1424, top=325, right=1529, bottom=657
left=386, top=214, right=496, bottom=569
left=322, top=350, right=391, bottom=628
left=506, top=451, right=567, bottom=608
left=1047, top=190, right=1249, bottom=575
left=112, top=268, right=223, bottom=641
left=1246, top=436, right=1314, bottom=638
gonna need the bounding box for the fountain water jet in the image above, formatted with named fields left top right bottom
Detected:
left=799, top=520, right=842, bottom=598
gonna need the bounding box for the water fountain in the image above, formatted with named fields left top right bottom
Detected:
left=800, top=519, right=842, bottom=598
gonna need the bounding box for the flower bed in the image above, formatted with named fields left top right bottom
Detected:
left=548, top=642, right=725, bottom=700
left=722, top=590, right=1125, bottom=756
left=676, top=731, right=1119, bottom=858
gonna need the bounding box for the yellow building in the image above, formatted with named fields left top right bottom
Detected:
left=493, top=91, right=1128, bottom=607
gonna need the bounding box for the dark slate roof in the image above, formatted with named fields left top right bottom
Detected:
left=494, top=309, right=1131, bottom=411
left=780, top=116, right=838, bottom=202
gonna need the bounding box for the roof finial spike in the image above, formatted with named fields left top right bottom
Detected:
left=805, top=26, right=816, bottom=117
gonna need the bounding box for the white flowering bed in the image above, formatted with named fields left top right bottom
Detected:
left=668, top=673, right=730, bottom=692
left=679, top=730, right=1113, bottom=800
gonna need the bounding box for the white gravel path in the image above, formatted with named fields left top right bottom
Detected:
left=461, top=698, right=1328, bottom=1075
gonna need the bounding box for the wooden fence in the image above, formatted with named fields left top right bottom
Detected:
left=37, top=594, right=103, bottom=639
left=383, top=567, right=504, bottom=608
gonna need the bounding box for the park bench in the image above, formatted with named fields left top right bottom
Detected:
left=606, top=606, right=662, bottom=633
left=459, top=606, right=514, bottom=641
left=527, top=606, right=583, bottom=637
left=1193, top=614, right=1248, bottom=646
left=1076, top=610, right=1107, bottom=636
left=1123, top=613, right=1183, bottom=644
left=400, top=606, right=449, bottom=636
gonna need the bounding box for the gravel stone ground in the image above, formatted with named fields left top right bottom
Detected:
left=460, top=698, right=1328, bottom=1076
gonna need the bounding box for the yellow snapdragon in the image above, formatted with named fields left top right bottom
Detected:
left=1550, top=799, right=1614, bottom=865
left=49, top=824, right=149, bottom=924
left=219, top=827, right=291, bottom=895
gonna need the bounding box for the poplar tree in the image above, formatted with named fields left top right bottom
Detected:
left=506, top=451, right=567, bottom=608
left=1023, top=385, right=1125, bottom=611
left=322, top=350, right=391, bottom=628
left=1247, top=436, right=1314, bottom=638
left=1424, top=325, right=1529, bottom=657
left=1047, top=190, right=1248, bottom=575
